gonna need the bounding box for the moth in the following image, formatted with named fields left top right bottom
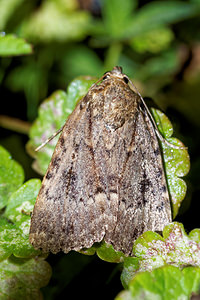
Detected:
left=29, top=66, right=172, bottom=256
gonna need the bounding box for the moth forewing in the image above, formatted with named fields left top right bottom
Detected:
left=29, top=66, right=172, bottom=256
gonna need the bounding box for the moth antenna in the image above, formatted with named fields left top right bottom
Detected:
left=91, top=70, right=114, bottom=88
left=128, top=79, right=187, bottom=150
left=35, top=125, right=64, bottom=152
left=94, top=76, right=105, bottom=85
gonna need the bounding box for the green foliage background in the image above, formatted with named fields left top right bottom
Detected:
left=0, top=0, right=200, bottom=299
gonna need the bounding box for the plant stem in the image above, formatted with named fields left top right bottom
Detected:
left=104, top=42, right=123, bottom=70
left=0, top=115, right=31, bottom=135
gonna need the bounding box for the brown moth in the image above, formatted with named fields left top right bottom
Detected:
left=29, top=66, right=172, bottom=256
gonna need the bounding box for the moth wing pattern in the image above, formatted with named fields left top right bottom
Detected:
left=104, top=105, right=171, bottom=254
left=30, top=67, right=172, bottom=256
left=29, top=94, right=119, bottom=253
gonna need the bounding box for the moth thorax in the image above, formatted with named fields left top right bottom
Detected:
left=103, top=85, right=138, bottom=130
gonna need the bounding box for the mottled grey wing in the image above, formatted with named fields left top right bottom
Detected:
left=29, top=96, right=118, bottom=253
left=104, top=105, right=172, bottom=255
left=30, top=90, right=171, bottom=256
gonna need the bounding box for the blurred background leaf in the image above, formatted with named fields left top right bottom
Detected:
left=0, top=34, right=32, bottom=56
left=20, top=0, right=90, bottom=43
left=0, top=255, right=51, bottom=300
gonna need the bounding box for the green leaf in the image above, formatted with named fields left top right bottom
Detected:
left=61, top=45, right=103, bottom=78
left=120, top=257, right=140, bottom=289
left=116, top=266, right=200, bottom=300
left=189, top=229, right=200, bottom=243
left=136, top=49, right=179, bottom=81
left=0, top=255, right=51, bottom=300
left=80, top=241, right=126, bottom=262
left=66, top=77, right=97, bottom=111
left=121, top=223, right=200, bottom=287
left=5, top=60, right=48, bottom=120
left=20, top=0, right=90, bottom=42
left=5, top=179, right=41, bottom=227
left=96, top=242, right=125, bottom=263
left=125, top=1, right=200, bottom=38
left=151, top=109, right=190, bottom=217
left=28, top=78, right=96, bottom=175
left=0, top=34, right=32, bottom=56
left=0, top=179, right=42, bottom=260
left=0, top=145, right=24, bottom=209
left=27, top=90, right=68, bottom=175
left=0, top=0, right=24, bottom=29
left=79, top=243, right=99, bottom=256
left=92, top=1, right=200, bottom=43
left=136, top=223, right=199, bottom=270
left=115, top=290, right=132, bottom=300
left=130, top=27, right=174, bottom=54
left=0, top=218, right=40, bottom=261
left=102, top=0, right=137, bottom=38
left=0, top=218, right=17, bottom=261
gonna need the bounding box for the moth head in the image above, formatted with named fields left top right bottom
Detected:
left=102, top=66, right=129, bottom=84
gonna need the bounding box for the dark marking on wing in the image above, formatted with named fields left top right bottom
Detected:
left=156, top=201, right=164, bottom=212
left=74, top=144, right=79, bottom=152
left=110, top=189, right=117, bottom=194
left=60, top=136, right=65, bottom=147
left=95, top=187, right=104, bottom=194
left=160, top=185, right=167, bottom=192
left=51, top=156, right=61, bottom=168
left=139, top=178, right=151, bottom=193
left=46, top=171, right=53, bottom=180
left=154, top=148, right=160, bottom=156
